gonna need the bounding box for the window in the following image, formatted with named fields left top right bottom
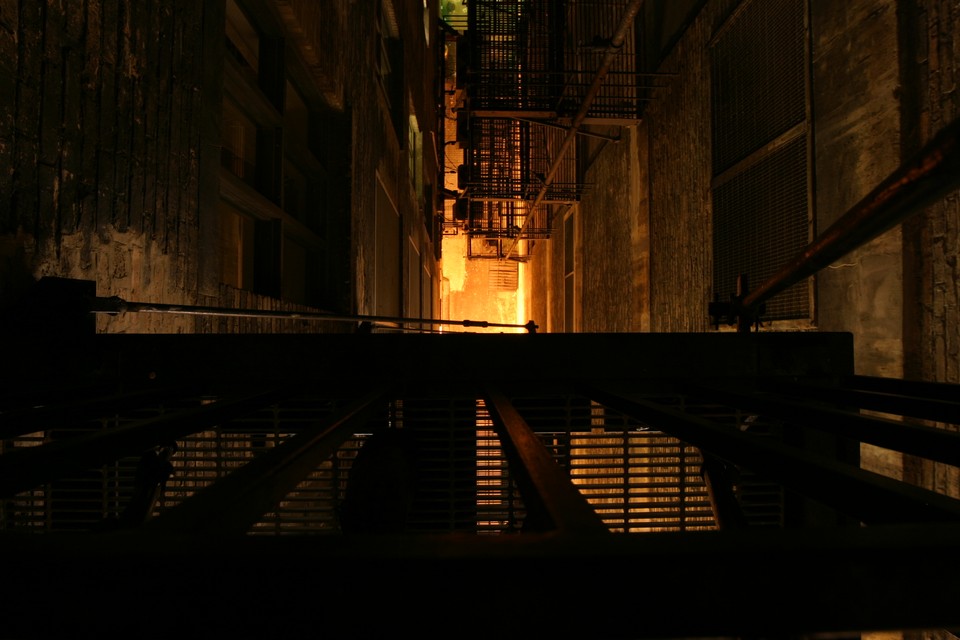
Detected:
left=219, top=1, right=332, bottom=307
left=221, top=98, right=257, bottom=186
left=225, top=0, right=259, bottom=72
left=377, top=0, right=404, bottom=137
left=409, top=113, right=424, bottom=201
left=710, top=0, right=812, bottom=321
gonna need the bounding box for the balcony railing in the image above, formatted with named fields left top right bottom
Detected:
left=2, top=330, right=959, bottom=636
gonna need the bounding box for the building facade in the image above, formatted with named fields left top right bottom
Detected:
left=525, top=0, right=959, bottom=497
left=0, top=0, right=443, bottom=333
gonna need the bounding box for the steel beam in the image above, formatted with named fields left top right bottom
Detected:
left=147, top=389, right=387, bottom=535
left=484, top=386, right=608, bottom=534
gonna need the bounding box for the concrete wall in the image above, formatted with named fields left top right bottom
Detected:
left=0, top=1, right=213, bottom=332
left=0, top=0, right=442, bottom=333
left=812, top=0, right=903, bottom=378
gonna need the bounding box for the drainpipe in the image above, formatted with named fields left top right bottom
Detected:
left=502, top=0, right=645, bottom=260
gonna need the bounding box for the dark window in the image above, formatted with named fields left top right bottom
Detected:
left=220, top=1, right=331, bottom=307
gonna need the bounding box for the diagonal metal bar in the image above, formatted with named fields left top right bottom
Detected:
left=687, top=383, right=960, bottom=467
left=587, top=383, right=960, bottom=524
left=700, top=455, right=748, bottom=530
left=484, top=386, right=608, bottom=534
left=741, top=114, right=960, bottom=316
left=0, top=386, right=300, bottom=498
left=146, top=388, right=387, bottom=535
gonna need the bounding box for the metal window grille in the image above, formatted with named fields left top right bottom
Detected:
left=713, top=137, right=811, bottom=320
left=710, top=0, right=811, bottom=321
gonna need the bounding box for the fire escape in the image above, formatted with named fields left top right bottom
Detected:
left=445, top=0, right=647, bottom=261
left=2, top=2, right=960, bottom=637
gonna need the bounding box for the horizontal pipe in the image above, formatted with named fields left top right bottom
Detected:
left=848, top=374, right=960, bottom=402
left=761, top=379, right=960, bottom=427
left=87, top=296, right=538, bottom=333
left=688, top=384, right=960, bottom=466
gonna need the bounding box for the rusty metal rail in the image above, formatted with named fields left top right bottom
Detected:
left=586, top=383, right=960, bottom=525
left=722, top=115, right=960, bottom=330
left=484, top=387, right=609, bottom=534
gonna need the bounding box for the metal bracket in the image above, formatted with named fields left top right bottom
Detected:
left=708, top=274, right=766, bottom=333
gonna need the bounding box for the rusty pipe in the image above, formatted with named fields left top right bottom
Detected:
left=742, top=115, right=960, bottom=312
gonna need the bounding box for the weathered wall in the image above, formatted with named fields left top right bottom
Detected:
left=578, top=126, right=643, bottom=332
left=346, top=0, right=441, bottom=319
left=0, top=0, right=394, bottom=334
left=902, top=0, right=960, bottom=388
left=0, top=1, right=213, bottom=332
left=812, top=0, right=903, bottom=378
left=900, top=0, right=960, bottom=499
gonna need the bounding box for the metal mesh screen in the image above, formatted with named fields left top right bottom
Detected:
left=711, top=0, right=811, bottom=321
left=713, top=136, right=810, bottom=320
left=711, top=0, right=807, bottom=173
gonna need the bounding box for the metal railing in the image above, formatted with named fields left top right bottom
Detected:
left=2, top=331, right=960, bottom=635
